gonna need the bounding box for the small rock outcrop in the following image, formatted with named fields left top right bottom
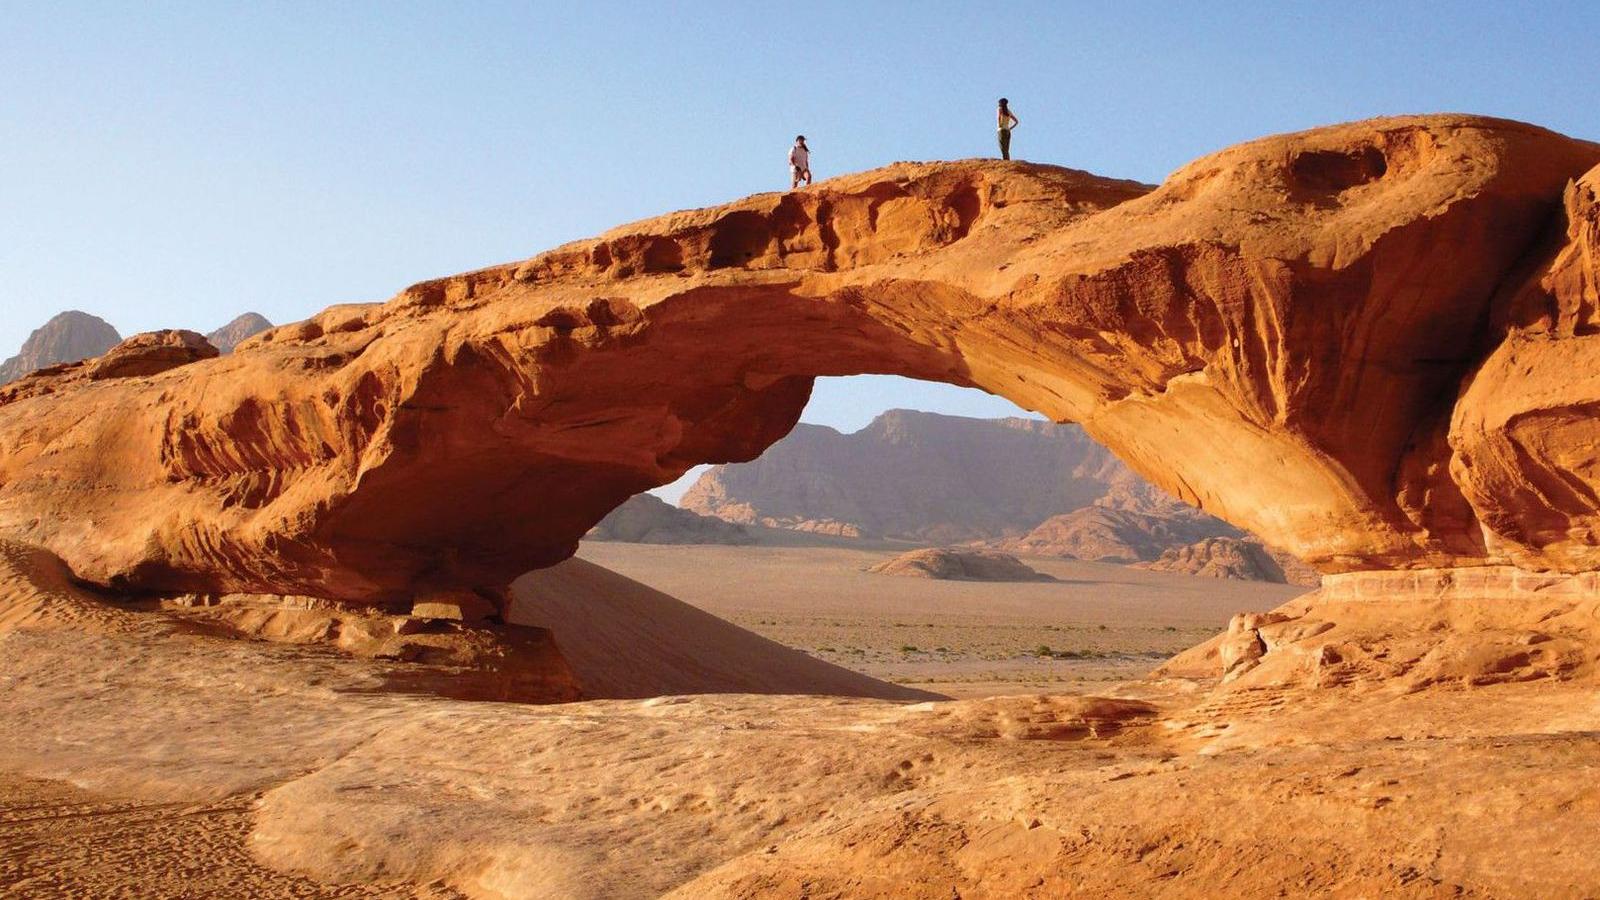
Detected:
left=866, top=548, right=1056, bottom=582
left=86, top=330, right=218, bottom=380
left=0, top=311, right=121, bottom=383
left=0, top=331, right=218, bottom=405
left=205, top=313, right=273, bottom=353
left=1000, top=507, right=1238, bottom=563
left=1135, top=537, right=1321, bottom=586
left=586, top=493, right=754, bottom=545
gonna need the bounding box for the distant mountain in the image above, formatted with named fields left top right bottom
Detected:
left=587, top=493, right=754, bottom=545
left=681, top=409, right=1214, bottom=544
left=205, top=312, right=273, bottom=353
left=0, top=311, right=122, bottom=384
left=679, top=408, right=1314, bottom=583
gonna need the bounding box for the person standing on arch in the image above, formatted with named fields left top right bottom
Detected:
left=789, top=135, right=812, bottom=189
left=997, top=98, right=1020, bottom=160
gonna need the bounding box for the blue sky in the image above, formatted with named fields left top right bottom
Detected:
left=5, top=1, right=1597, bottom=473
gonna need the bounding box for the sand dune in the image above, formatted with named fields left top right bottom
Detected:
left=510, top=557, right=935, bottom=701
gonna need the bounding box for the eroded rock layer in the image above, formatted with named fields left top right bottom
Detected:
left=1, top=115, right=1598, bottom=605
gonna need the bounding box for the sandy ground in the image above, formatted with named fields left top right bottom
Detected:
left=5, top=539, right=1600, bottom=898
left=509, top=556, right=936, bottom=700
left=578, top=543, right=1305, bottom=695
left=0, top=774, right=464, bottom=899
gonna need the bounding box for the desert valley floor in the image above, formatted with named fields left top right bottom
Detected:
left=579, top=543, right=1303, bottom=695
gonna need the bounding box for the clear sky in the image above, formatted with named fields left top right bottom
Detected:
left=5, top=1, right=1598, bottom=457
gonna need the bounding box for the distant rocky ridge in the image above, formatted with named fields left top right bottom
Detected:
left=2, top=310, right=273, bottom=385
left=586, top=494, right=753, bottom=545
left=681, top=410, right=1190, bottom=543
left=205, top=312, right=273, bottom=353
left=0, top=311, right=121, bottom=384
left=681, top=409, right=1313, bottom=584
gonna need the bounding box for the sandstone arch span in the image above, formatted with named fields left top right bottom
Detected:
left=2, top=114, right=1598, bottom=608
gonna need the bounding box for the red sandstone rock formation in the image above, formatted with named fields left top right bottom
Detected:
left=0, top=115, right=1597, bottom=607
left=0, top=330, right=218, bottom=405
left=1448, top=163, right=1600, bottom=573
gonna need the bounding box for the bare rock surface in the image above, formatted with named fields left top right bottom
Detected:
left=865, top=547, right=1057, bottom=582
left=0, top=329, right=221, bottom=405
left=1448, top=161, right=1600, bottom=572
left=0, top=310, right=120, bottom=383
left=586, top=493, right=754, bottom=545
left=1160, top=567, right=1600, bottom=691
left=0, top=116, right=1598, bottom=608
left=0, top=538, right=580, bottom=705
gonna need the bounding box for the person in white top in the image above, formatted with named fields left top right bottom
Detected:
left=997, top=98, right=1020, bottom=160
left=789, top=135, right=812, bottom=189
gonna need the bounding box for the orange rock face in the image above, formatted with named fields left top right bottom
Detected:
left=1448, top=162, right=1600, bottom=571
left=0, top=115, right=1597, bottom=606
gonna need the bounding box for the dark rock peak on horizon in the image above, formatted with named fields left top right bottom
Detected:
left=205, top=312, right=273, bottom=354
left=0, top=311, right=122, bottom=384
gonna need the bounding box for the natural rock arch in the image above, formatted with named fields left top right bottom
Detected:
left=1, top=114, right=1598, bottom=608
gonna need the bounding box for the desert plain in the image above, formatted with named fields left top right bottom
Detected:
left=580, top=542, right=1302, bottom=694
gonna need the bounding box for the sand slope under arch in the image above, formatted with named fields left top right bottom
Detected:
left=509, top=556, right=938, bottom=701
